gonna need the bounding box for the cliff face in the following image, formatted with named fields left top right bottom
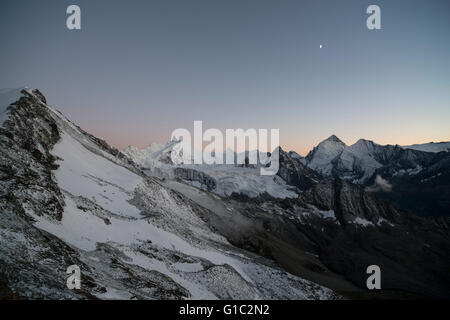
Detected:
left=276, top=148, right=321, bottom=191
left=1, top=89, right=64, bottom=221
left=174, top=167, right=217, bottom=191
left=292, top=178, right=450, bottom=298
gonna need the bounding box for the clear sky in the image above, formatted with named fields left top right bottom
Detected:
left=1, top=0, right=449, bottom=155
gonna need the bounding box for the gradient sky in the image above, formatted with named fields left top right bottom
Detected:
left=1, top=0, right=449, bottom=155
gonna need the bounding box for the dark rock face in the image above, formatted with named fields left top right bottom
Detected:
left=298, top=179, right=450, bottom=298
left=372, top=145, right=433, bottom=168
left=0, top=89, right=64, bottom=221
left=0, top=90, right=93, bottom=299
left=173, top=167, right=217, bottom=191
left=301, top=179, right=400, bottom=226
left=277, top=148, right=321, bottom=191
left=210, top=177, right=450, bottom=299
left=371, top=151, right=450, bottom=217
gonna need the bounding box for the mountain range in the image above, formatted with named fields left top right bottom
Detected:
left=1, top=88, right=449, bottom=299
left=296, top=135, right=450, bottom=217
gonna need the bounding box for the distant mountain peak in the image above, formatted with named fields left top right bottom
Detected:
left=304, top=135, right=346, bottom=175
left=314, top=135, right=346, bottom=151
left=324, top=134, right=344, bottom=144
left=351, top=138, right=378, bottom=149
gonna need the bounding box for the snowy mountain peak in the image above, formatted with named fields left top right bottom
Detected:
left=305, top=135, right=346, bottom=176
left=314, top=135, right=347, bottom=152
left=349, top=139, right=378, bottom=153
left=0, top=87, right=52, bottom=128
left=324, top=134, right=344, bottom=144
left=354, top=138, right=374, bottom=145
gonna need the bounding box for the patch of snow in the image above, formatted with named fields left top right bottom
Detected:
left=352, top=217, right=374, bottom=227
left=318, top=209, right=336, bottom=220
left=96, top=287, right=134, bottom=300
left=376, top=217, right=394, bottom=227
left=301, top=208, right=338, bottom=223
left=393, top=165, right=422, bottom=177
left=174, top=262, right=204, bottom=273
left=408, top=165, right=422, bottom=175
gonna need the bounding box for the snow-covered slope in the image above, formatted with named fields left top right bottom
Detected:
left=0, top=88, right=336, bottom=299
left=402, top=142, right=450, bottom=153
left=334, top=139, right=383, bottom=183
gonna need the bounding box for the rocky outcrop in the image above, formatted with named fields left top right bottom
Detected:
left=0, top=89, right=64, bottom=221
left=300, top=179, right=400, bottom=226
left=173, top=167, right=217, bottom=191
left=277, top=148, right=321, bottom=191
left=374, top=151, right=450, bottom=216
